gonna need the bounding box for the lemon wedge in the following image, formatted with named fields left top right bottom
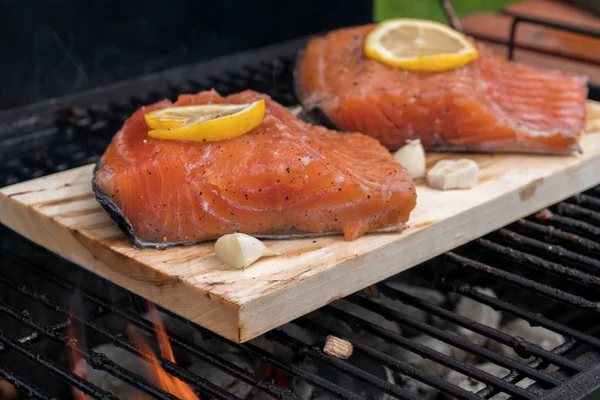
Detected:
left=145, top=100, right=265, bottom=142
left=364, top=19, right=478, bottom=72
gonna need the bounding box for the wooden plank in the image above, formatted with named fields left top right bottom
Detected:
left=1, top=103, right=600, bottom=343
left=461, top=12, right=600, bottom=66
left=503, top=1, right=600, bottom=31
left=474, top=39, right=600, bottom=83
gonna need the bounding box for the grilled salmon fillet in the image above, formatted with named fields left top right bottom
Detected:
left=295, top=25, right=588, bottom=154
left=93, top=90, right=417, bottom=248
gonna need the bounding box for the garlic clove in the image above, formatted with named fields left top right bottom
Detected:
left=426, top=158, right=479, bottom=190
left=214, top=233, right=278, bottom=269
left=392, top=139, right=426, bottom=179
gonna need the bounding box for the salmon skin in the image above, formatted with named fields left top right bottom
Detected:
left=295, top=25, right=588, bottom=154
left=93, top=90, right=416, bottom=249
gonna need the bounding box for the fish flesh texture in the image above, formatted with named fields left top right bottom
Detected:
left=93, top=90, right=417, bottom=249
left=295, top=25, right=588, bottom=154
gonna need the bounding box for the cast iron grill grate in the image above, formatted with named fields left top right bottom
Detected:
left=0, top=192, right=599, bottom=400
left=0, top=50, right=297, bottom=187
left=0, top=25, right=600, bottom=400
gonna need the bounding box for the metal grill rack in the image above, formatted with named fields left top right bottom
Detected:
left=1, top=21, right=600, bottom=400
left=1, top=192, right=600, bottom=399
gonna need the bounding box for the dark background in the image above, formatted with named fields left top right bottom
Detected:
left=0, top=0, right=372, bottom=111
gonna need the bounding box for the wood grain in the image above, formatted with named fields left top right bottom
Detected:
left=2, top=103, right=600, bottom=343
left=503, top=1, right=600, bottom=31
left=461, top=11, right=600, bottom=66
left=474, top=39, right=600, bottom=84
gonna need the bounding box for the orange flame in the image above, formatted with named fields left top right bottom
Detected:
left=67, top=319, right=91, bottom=400
left=135, top=304, right=200, bottom=400
left=68, top=305, right=199, bottom=400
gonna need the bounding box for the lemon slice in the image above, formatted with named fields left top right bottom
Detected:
left=364, top=19, right=478, bottom=72
left=145, top=100, right=265, bottom=142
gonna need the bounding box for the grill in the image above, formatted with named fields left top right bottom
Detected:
left=2, top=6, right=600, bottom=400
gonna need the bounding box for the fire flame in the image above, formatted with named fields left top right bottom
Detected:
left=67, top=319, right=91, bottom=400
left=67, top=305, right=199, bottom=400
left=134, top=304, right=200, bottom=400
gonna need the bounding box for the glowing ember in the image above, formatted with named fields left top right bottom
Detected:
left=262, top=365, right=290, bottom=388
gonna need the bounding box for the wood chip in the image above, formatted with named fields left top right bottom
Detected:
left=323, top=335, right=353, bottom=359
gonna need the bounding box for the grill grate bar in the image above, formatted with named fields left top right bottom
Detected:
left=148, top=307, right=365, bottom=400
left=496, top=228, right=600, bottom=274
left=320, top=305, right=541, bottom=399
left=0, top=322, right=66, bottom=356
left=0, top=298, right=180, bottom=400
left=240, top=341, right=362, bottom=400
left=378, top=284, right=583, bottom=371
left=345, top=295, right=562, bottom=386
left=477, top=338, right=579, bottom=399
left=136, top=301, right=361, bottom=400
left=121, top=318, right=299, bottom=400
left=556, top=203, right=600, bottom=226
left=238, top=340, right=362, bottom=400
left=291, top=317, right=482, bottom=400
left=444, top=281, right=600, bottom=348
left=16, top=310, right=108, bottom=349
left=533, top=210, right=600, bottom=241
left=0, top=329, right=119, bottom=400
left=15, top=321, right=68, bottom=347
left=1, top=34, right=600, bottom=400
left=2, top=245, right=362, bottom=400
left=570, top=194, right=600, bottom=211
left=0, top=249, right=296, bottom=400
left=476, top=238, right=600, bottom=288
left=0, top=271, right=244, bottom=400
left=0, top=361, right=56, bottom=400
left=513, top=219, right=600, bottom=257
left=446, top=252, right=600, bottom=313
left=266, top=329, right=423, bottom=400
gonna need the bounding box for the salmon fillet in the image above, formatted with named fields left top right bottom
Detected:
left=93, top=90, right=417, bottom=248
left=295, top=25, right=588, bottom=154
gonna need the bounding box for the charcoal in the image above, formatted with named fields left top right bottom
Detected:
left=249, top=322, right=320, bottom=364
left=379, top=283, right=447, bottom=337
left=452, top=288, right=502, bottom=361
left=331, top=299, right=401, bottom=335
left=74, top=344, right=157, bottom=399
left=444, top=362, right=535, bottom=399
left=396, top=375, right=439, bottom=400
left=391, top=334, right=453, bottom=377
left=292, top=304, right=402, bottom=356
left=292, top=353, right=396, bottom=400
left=488, top=319, right=565, bottom=361
left=188, top=352, right=255, bottom=399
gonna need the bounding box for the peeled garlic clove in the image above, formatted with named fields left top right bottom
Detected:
left=393, top=139, right=426, bottom=179
left=426, top=158, right=479, bottom=190
left=215, top=233, right=278, bottom=269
